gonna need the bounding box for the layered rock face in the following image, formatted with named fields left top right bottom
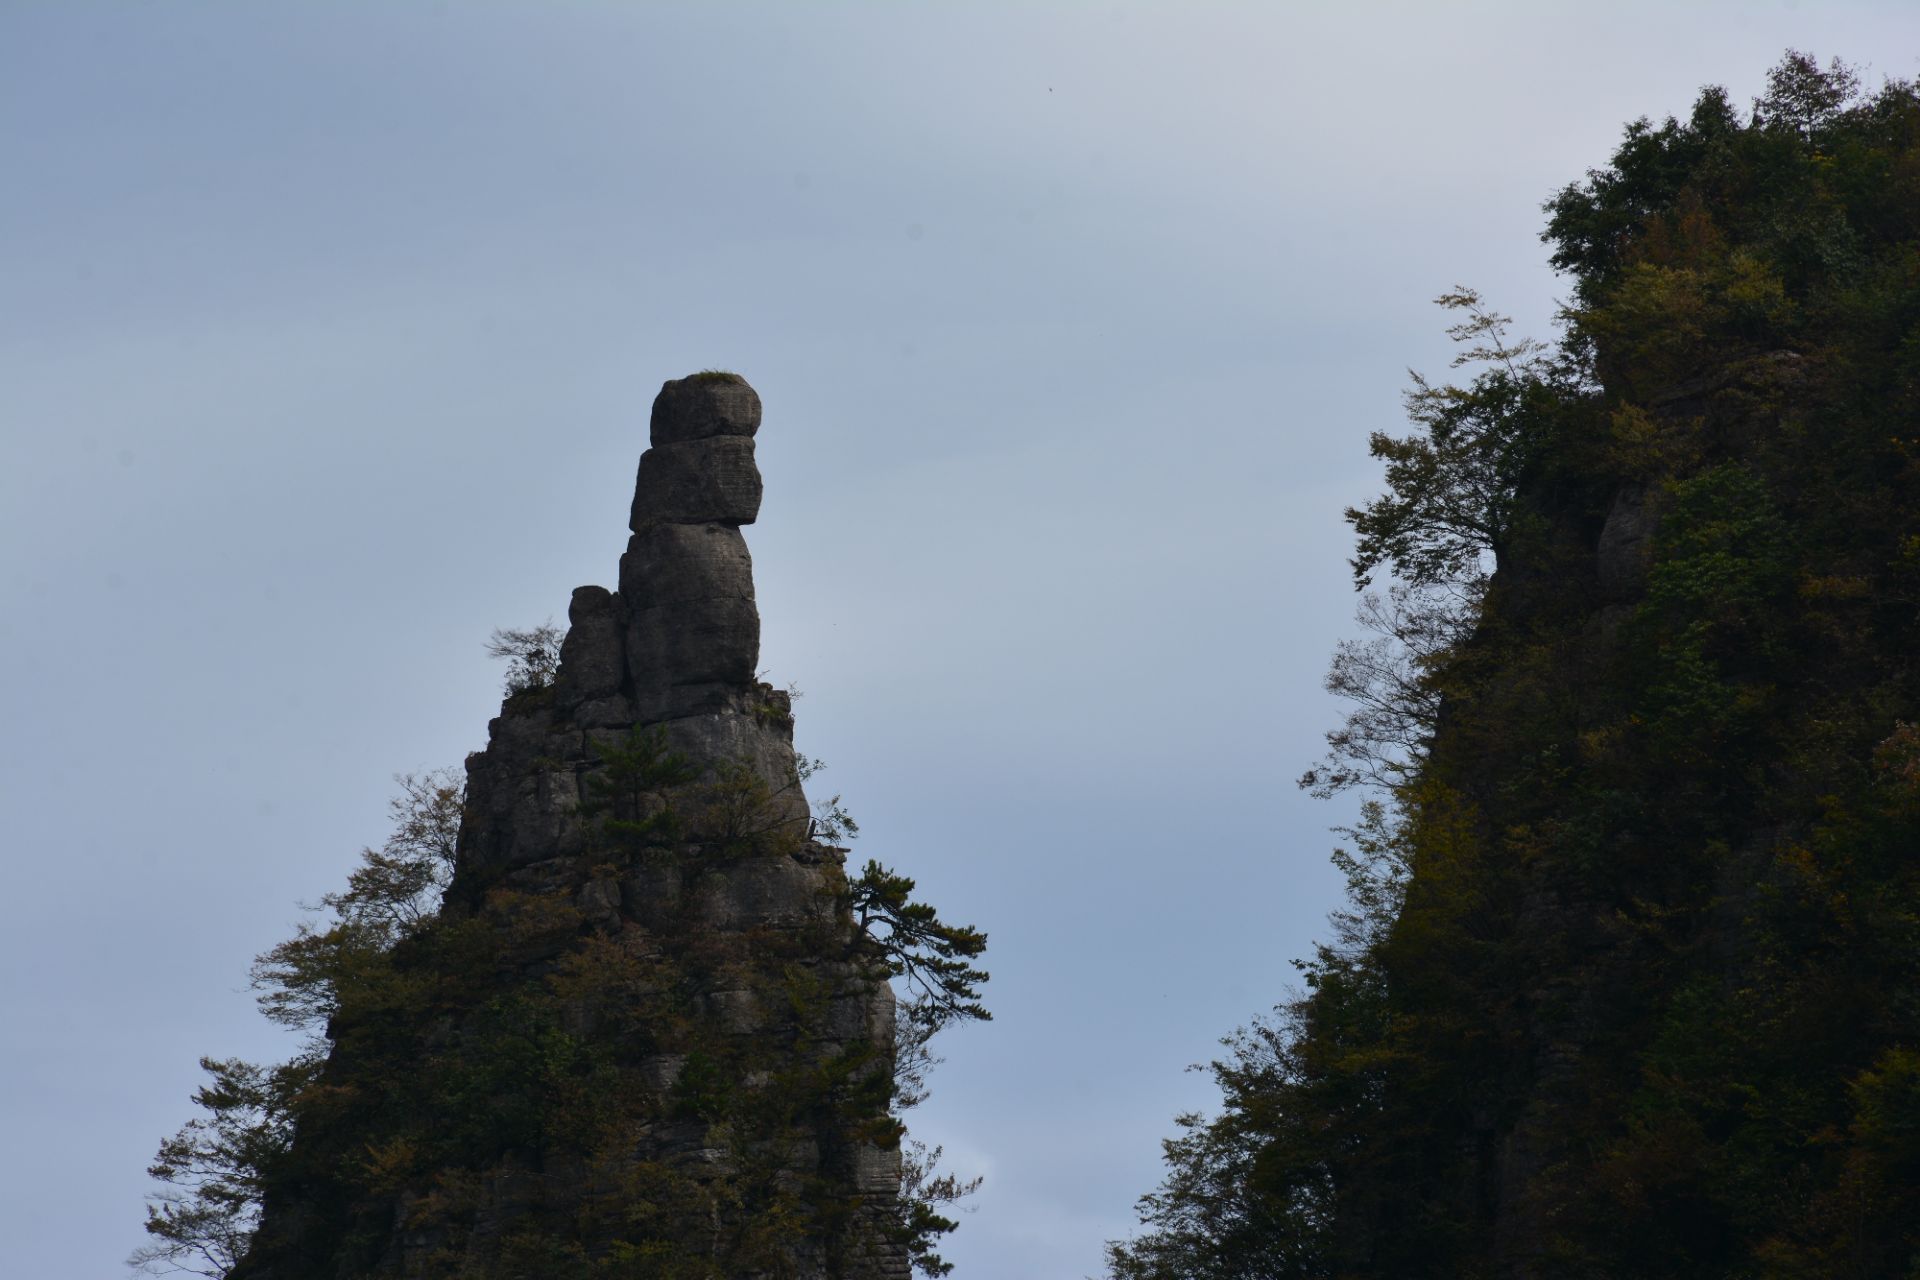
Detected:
left=235, top=373, right=906, bottom=1280
left=458, top=372, right=806, bottom=872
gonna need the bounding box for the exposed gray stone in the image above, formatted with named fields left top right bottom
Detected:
left=571, top=695, right=635, bottom=728
left=629, top=437, right=762, bottom=528
left=629, top=681, right=740, bottom=725
left=503, top=765, right=588, bottom=864
left=567, top=584, right=615, bottom=623
left=620, top=862, right=685, bottom=931
left=626, top=597, right=760, bottom=688
left=825, top=985, right=896, bottom=1044
left=307, top=371, right=908, bottom=1280
left=650, top=374, right=762, bottom=446
left=706, top=988, right=764, bottom=1034
left=690, top=855, right=832, bottom=931
left=618, top=522, right=754, bottom=609
left=649, top=1120, right=714, bottom=1159
left=577, top=878, right=622, bottom=917
left=850, top=1144, right=902, bottom=1195
left=756, top=686, right=793, bottom=727
left=553, top=586, right=626, bottom=707
left=638, top=1053, right=687, bottom=1094
left=623, top=684, right=797, bottom=742
left=656, top=709, right=809, bottom=833
left=454, top=716, right=603, bottom=872
left=654, top=705, right=795, bottom=765
left=1597, top=484, right=1659, bottom=596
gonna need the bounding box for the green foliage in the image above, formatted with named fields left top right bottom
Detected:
left=1298, top=581, right=1478, bottom=797
left=1117, top=50, right=1920, bottom=1280
left=1346, top=288, right=1562, bottom=589
left=840, top=855, right=990, bottom=1277
left=585, top=725, right=818, bottom=860
left=250, top=769, right=462, bottom=1031
left=850, top=860, right=990, bottom=1034
left=798, top=752, right=860, bottom=844
left=1755, top=50, right=1863, bottom=140
left=585, top=726, right=701, bottom=853
left=894, top=1134, right=982, bottom=1279
left=485, top=622, right=562, bottom=697
left=1106, top=1018, right=1330, bottom=1280
left=132, top=1055, right=319, bottom=1279
left=144, top=713, right=987, bottom=1280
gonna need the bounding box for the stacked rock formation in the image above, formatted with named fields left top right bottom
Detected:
left=459, top=372, right=808, bottom=868
left=233, top=373, right=906, bottom=1280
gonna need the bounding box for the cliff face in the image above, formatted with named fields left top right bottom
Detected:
left=235, top=373, right=907, bottom=1280
left=1113, top=58, right=1920, bottom=1280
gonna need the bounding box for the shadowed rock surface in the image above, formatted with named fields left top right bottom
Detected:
left=232, top=372, right=907, bottom=1280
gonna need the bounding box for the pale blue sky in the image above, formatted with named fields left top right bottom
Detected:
left=4, top=5, right=1916, bottom=1277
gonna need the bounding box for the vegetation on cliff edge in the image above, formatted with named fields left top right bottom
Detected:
left=1113, top=52, right=1920, bottom=1279
left=139, top=712, right=986, bottom=1279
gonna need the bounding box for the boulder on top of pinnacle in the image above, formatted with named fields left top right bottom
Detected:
left=650, top=373, right=762, bottom=447
left=552, top=585, right=626, bottom=708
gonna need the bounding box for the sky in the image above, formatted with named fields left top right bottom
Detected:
left=3, top=4, right=1916, bottom=1277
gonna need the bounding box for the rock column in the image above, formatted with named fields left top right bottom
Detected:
left=449, top=371, right=904, bottom=1276
left=461, top=373, right=812, bottom=875
left=237, top=373, right=907, bottom=1280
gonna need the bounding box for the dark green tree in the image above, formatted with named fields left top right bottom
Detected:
left=1115, top=51, right=1920, bottom=1279
left=850, top=860, right=990, bottom=1035
left=1345, top=288, right=1561, bottom=591
left=132, top=1056, right=318, bottom=1279
left=141, top=734, right=988, bottom=1279
left=484, top=622, right=562, bottom=696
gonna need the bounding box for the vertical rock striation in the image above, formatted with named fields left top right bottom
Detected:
left=235, top=373, right=907, bottom=1280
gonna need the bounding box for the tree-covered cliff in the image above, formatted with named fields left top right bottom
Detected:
left=1113, top=53, right=1920, bottom=1279
left=137, top=375, right=987, bottom=1280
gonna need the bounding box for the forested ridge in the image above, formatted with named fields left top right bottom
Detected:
left=1113, top=54, right=1920, bottom=1278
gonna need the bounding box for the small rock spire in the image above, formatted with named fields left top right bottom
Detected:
left=621, top=373, right=764, bottom=705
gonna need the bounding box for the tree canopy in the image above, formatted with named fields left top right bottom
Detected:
left=1114, top=52, right=1920, bottom=1278
left=139, top=730, right=987, bottom=1279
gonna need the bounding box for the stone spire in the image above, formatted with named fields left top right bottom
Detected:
left=623, top=375, right=764, bottom=701
left=461, top=372, right=809, bottom=873
left=233, top=373, right=906, bottom=1280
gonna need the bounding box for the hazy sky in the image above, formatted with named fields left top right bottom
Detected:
left=4, top=5, right=1916, bottom=1277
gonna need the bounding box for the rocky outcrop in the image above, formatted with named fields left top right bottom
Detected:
left=456, top=374, right=810, bottom=882
left=235, top=372, right=907, bottom=1280
left=1595, top=482, right=1657, bottom=598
